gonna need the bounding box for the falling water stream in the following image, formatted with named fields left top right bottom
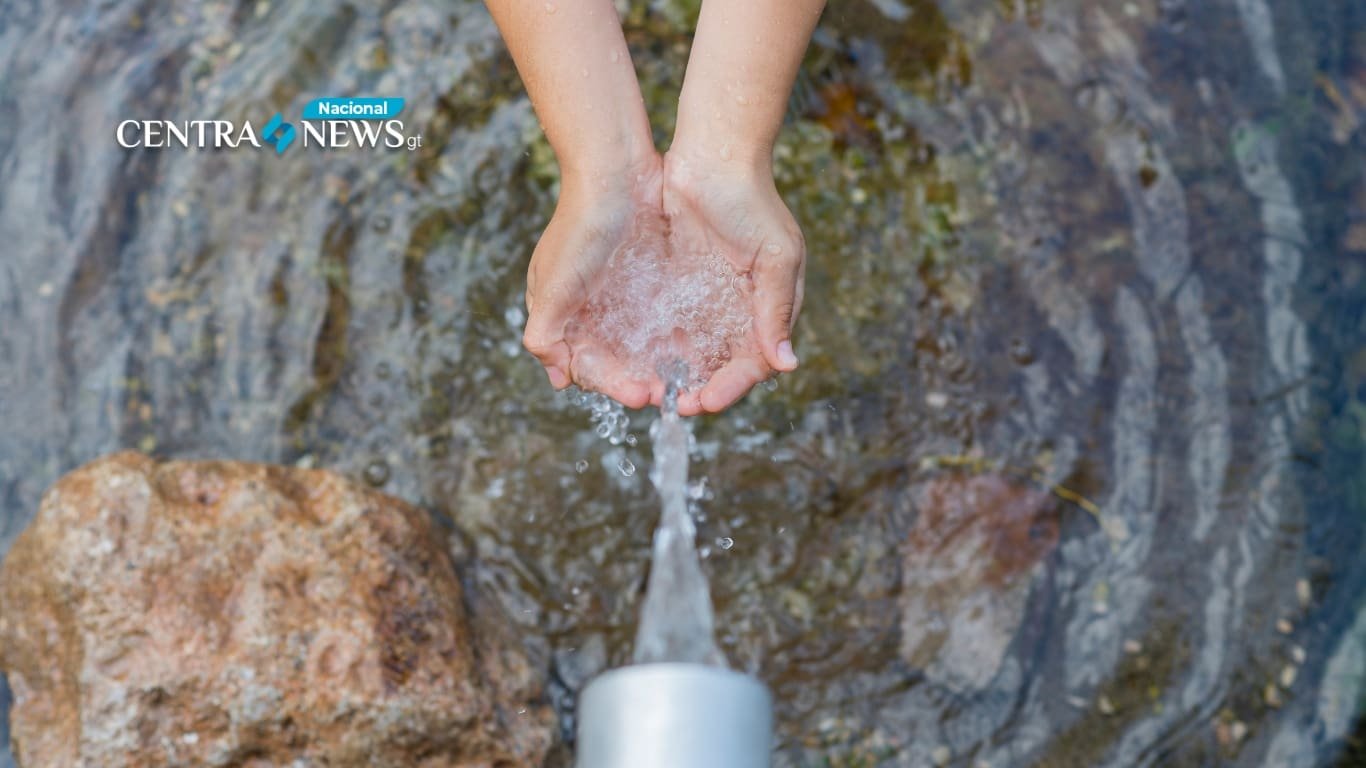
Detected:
left=633, top=368, right=726, bottom=668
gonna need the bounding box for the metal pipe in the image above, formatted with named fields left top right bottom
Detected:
left=576, top=663, right=773, bottom=768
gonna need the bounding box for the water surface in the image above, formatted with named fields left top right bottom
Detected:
left=1, top=0, right=1364, bottom=765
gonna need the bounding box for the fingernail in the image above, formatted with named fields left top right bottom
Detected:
left=777, top=340, right=799, bottom=370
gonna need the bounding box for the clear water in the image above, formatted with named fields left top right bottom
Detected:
left=1, top=0, right=1365, bottom=766
left=633, top=369, right=726, bottom=667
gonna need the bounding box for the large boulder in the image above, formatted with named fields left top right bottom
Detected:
left=0, top=452, right=554, bottom=767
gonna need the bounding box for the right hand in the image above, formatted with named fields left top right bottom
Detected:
left=522, top=153, right=665, bottom=409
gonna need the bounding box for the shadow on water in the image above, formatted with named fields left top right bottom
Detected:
left=1, top=0, right=1364, bottom=765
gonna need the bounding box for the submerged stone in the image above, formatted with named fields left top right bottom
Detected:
left=900, top=472, right=1060, bottom=691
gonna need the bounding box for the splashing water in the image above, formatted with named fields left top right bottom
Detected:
left=567, top=214, right=758, bottom=393
left=633, top=364, right=726, bottom=667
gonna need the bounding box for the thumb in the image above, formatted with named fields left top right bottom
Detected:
left=522, top=292, right=573, bottom=389
left=753, top=240, right=802, bottom=372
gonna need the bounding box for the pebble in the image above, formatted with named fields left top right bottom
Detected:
left=362, top=460, right=390, bottom=487
left=1264, top=683, right=1282, bottom=708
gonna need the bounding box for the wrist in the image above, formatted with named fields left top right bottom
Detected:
left=670, top=106, right=774, bottom=182
left=663, top=136, right=774, bottom=204
left=560, top=140, right=662, bottom=204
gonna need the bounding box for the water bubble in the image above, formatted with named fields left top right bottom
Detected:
left=596, top=422, right=611, bottom=438
left=618, top=458, right=636, bottom=477
left=717, top=536, right=734, bottom=550
left=575, top=459, right=589, bottom=473
left=362, top=459, right=390, bottom=487
left=504, top=305, right=525, bottom=327
left=626, top=434, right=637, bottom=446
left=699, top=545, right=712, bottom=559
left=762, top=377, right=779, bottom=392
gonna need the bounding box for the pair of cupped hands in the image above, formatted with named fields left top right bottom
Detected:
left=522, top=146, right=807, bottom=416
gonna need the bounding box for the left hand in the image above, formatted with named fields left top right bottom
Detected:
left=660, top=148, right=806, bottom=415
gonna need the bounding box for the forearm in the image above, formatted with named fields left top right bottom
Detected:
left=485, top=0, right=654, bottom=191
left=673, top=0, right=825, bottom=173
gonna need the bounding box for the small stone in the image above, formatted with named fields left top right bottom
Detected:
left=932, top=746, right=951, bottom=766
left=1276, top=618, right=1294, bottom=635
left=925, top=391, right=950, bottom=409
left=1123, top=639, right=1143, bottom=654
left=1291, top=645, right=1306, bottom=664
left=362, top=459, right=390, bottom=487
left=1098, top=695, right=1115, bottom=716
left=1296, top=578, right=1312, bottom=607
left=1264, top=683, right=1282, bottom=708
left=1279, top=664, right=1297, bottom=688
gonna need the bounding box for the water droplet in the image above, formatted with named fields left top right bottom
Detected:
left=362, top=460, right=390, bottom=487
left=575, top=459, right=589, bottom=473
left=736, top=94, right=749, bottom=105
left=764, top=242, right=782, bottom=255
left=580, top=67, right=588, bottom=78
left=718, top=536, right=734, bottom=550
left=610, top=50, right=621, bottom=63
left=762, top=377, right=779, bottom=391
left=687, top=478, right=708, bottom=500
left=544, top=1, right=556, bottom=12
left=719, top=144, right=732, bottom=161
left=595, top=422, right=611, bottom=438
left=699, top=545, right=712, bottom=559
left=618, top=458, right=635, bottom=477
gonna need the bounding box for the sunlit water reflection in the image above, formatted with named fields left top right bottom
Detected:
left=1, top=0, right=1363, bottom=765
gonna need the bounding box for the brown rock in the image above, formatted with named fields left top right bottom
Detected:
left=900, top=472, right=1060, bottom=690
left=0, top=452, right=554, bottom=767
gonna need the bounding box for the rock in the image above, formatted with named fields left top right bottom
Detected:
left=0, top=452, right=554, bottom=767
left=900, top=472, right=1059, bottom=691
